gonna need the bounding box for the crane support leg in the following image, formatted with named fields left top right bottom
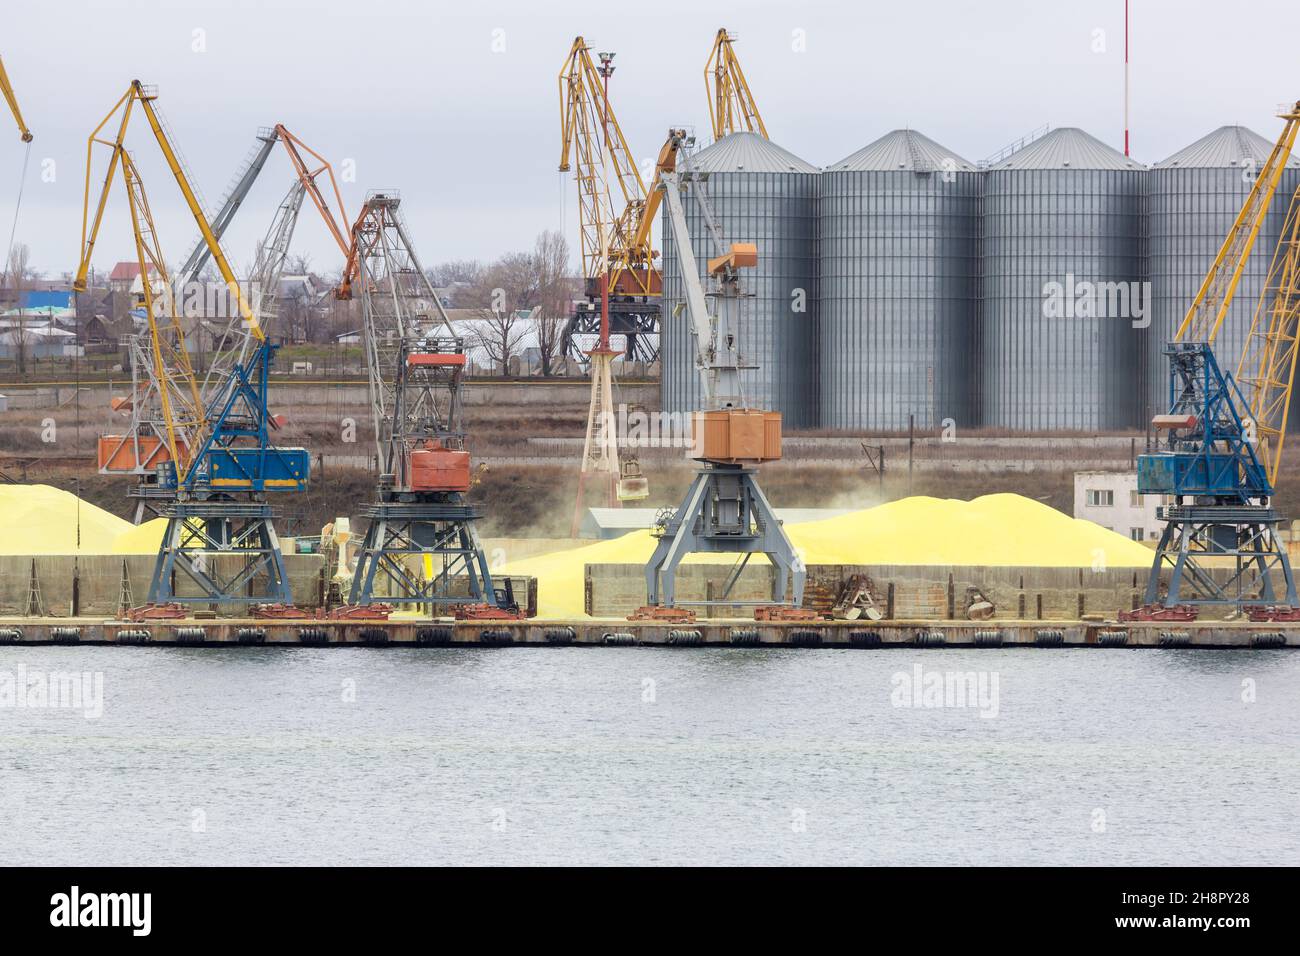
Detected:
left=645, top=465, right=804, bottom=608
left=147, top=500, right=292, bottom=605
left=1144, top=506, right=1297, bottom=607
left=348, top=499, right=496, bottom=608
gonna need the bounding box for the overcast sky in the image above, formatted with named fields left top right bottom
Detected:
left=4, top=0, right=1300, bottom=280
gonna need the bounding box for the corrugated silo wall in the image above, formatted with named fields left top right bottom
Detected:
left=980, top=168, right=1144, bottom=431
left=661, top=170, right=819, bottom=428
left=1287, top=169, right=1300, bottom=425
left=818, top=169, right=981, bottom=430
left=1146, top=165, right=1300, bottom=423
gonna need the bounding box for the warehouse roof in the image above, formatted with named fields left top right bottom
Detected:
left=1155, top=125, right=1299, bottom=169
left=690, top=131, right=819, bottom=174
left=990, top=127, right=1143, bottom=171
left=828, top=129, right=975, bottom=172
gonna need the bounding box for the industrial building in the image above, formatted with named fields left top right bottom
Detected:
left=661, top=123, right=1300, bottom=433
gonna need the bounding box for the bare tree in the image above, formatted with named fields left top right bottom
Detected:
left=427, top=259, right=486, bottom=296
left=458, top=253, right=541, bottom=375
left=533, top=230, right=576, bottom=376
left=469, top=308, right=529, bottom=376
left=5, top=244, right=33, bottom=373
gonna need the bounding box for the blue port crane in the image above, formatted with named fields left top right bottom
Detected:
left=73, top=81, right=311, bottom=607
left=1137, top=100, right=1300, bottom=612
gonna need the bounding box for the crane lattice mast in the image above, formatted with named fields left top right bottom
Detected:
left=704, top=29, right=767, bottom=141
left=557, top=36, right=661, bottom=365
left=340, top=193, right=509, bottom=613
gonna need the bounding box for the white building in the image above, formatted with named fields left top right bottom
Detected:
left=1073, top=470, right=1163, bottom=543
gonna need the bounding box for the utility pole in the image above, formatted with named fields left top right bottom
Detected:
left=861, top=440, right=885, bottom=496
left=1124, top=0, right=1131, bottom=157
left=908, top=413, right=915, bottom=495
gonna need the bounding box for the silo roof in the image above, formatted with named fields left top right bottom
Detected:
left=1154, top=125, right=1299, bottom=168
left=989, top=127, right=1144, bottom=171
left=691, top=131, right=819, bottom=173
left=828, top=129, right=976, bottom=172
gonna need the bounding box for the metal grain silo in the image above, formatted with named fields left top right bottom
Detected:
left=1146, top=126, right=1300, bottom=422
left=819, top=129, right=980, bottom=430
left=981, top=127, right=1145, bottom=431
left=660, top=131, right=819, bottom=428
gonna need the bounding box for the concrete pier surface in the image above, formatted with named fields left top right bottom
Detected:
left=0, top=616, right=1294, bottom=648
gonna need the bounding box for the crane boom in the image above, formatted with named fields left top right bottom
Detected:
left=275, top=124, right=351, bottom=259
left=132, top=83, right=260, bottom=341
left=660, top=171, right=723, bottom=406
left=655, top=130, right=753, bottom=409
left=1175, top=104, right=1300, bottom=345
left=557, top=36, right=655, bottom=298
left=75, top=81, right=260, bottom=339
left=178, top=127, right=279, bottom=284
left=0, top=55, right=32, bottom=142
left=195, top=125, right=350, bottom=402
left=1236, top=164, right=1300, bottom=486
left=704, top=29, right=767, bottom=140
left=118, top=149, right=207, bottom=477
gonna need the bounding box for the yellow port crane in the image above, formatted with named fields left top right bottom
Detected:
left=73, top=82, right=233, bottom=477
left=0, top=55, right=32, bottom=142
left=559, top=36, right=667, bottom=528
left=704, top=28, right=766, bottom=141
left=558, top=36, right=656, bottom=301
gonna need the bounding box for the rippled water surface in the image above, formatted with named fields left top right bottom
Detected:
left=0, top=646, right=1296, bottom=865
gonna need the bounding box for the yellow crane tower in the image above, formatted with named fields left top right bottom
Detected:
left=558, top=36, right=657, bottom=302
left=704, top=28, right=767, bottom=141
left=558, top=37, right=656, bottom=533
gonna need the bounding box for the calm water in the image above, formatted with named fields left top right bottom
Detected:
left=0, top=646, right=1296, bottom=866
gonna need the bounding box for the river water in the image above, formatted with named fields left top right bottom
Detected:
left=0, top=646, right=1295, bottom=866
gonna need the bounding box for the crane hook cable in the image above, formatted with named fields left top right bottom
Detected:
left=5, top=139, right=30, bottom=288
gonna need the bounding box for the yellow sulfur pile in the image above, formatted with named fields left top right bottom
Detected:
left=0, top=485, right=166, bottom=555
left=788, top=493, right=1155, bottom=567
left=109, top=517, right=168, bottom=554
left=501, top=494, right=1157, bottom=619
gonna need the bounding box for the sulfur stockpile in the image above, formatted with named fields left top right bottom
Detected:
left=0, top=484, right=165, bottom=555
left=501, top=494, right=1158, bottom=619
